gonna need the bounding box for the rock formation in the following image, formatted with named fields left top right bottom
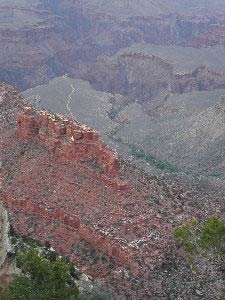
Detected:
left=172, top=66, right=225, bottom=93
left=79, top=51, right=225, bottom=113
left=79, top=52, right=174, bottom=112
left=0, top=201, right=15, bottom=288
left=0, top=83, right=24, bottom=128
left=16, top=106, right=121, bottom=178
left=0, top=85, right=224, bottom=299
left=0, top=202, right=11, bottom=274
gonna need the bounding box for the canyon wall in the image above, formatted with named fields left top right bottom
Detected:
left=0, top=202, right=11, bottom=275
left=1, top=1, right=225, bottom=90
left=79, top=52, right=174, bottom=112
left=79, top=51, right=225, bottom=112
left=16, top=106, right=122, bottom=179
left=172, top=66, right=225, bottom=93
left=0, top=83, right=223, bottom=298
left=2, top=197, right=130, bottom=266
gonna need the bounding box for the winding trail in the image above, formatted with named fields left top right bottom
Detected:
left=63, top=75, right=75, bottom=118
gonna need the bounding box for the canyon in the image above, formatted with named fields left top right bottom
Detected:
left=1, top=1, right=225, bottom=91
left=10, top=0, right=225, bottom=178
left=24, top=74, right=225, bottom=178
left=1, top=1, right=225, bottom=299
left=78, top=48, right=225, bottom=112
left=1, top=83, right=224, bottom=299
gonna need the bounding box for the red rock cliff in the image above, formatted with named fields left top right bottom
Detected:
left=1, top=84, right=222, bottom=299
left=16, top=106, right=120, bottom=178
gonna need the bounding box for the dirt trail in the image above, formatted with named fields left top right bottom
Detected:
left=63, top=75, right=75, bottom=118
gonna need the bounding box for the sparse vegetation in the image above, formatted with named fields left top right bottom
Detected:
left=174, top=216, right=225, bottom=298
left=130, top=145, right=178, bottom=172
left=108, top=132, right=178, bottom=172
left=174, top=216, right=225, bottom=257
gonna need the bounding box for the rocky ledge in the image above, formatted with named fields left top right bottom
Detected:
left=16, top=106, right=124, bottom=181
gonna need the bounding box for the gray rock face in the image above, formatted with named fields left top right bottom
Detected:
left=23, top=76, right=225, bottom=176
left=79, top=52, right=174, bottom=112
left=0, top=83, right=24, bottom=128
left=0, top=201, right=12, bottom=284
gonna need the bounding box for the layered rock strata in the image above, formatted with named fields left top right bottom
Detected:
left=79, top=51, right=225, bottom=112
left=16, top=106, right=122, bottom=179
left=1, top=1, right=225, bottom=90
left=0, top=84, right=223, bottom=299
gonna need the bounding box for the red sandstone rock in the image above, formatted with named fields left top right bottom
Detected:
left=16, top=108, right=39, bottom=138
left=16, top=106, right=123, bottom=180
left=2, top=85, right=222, bottom=299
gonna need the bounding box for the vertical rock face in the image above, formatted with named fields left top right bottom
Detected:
left=0, top=201, right=13, bottom=286
left=118, top=53, right=173, bottom=110
left=0, top=202, right=11, bottom=268
left=16, top=106, right=121, bottom=178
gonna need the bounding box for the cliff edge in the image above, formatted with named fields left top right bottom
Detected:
left=16, top=106, right=120, bottom=178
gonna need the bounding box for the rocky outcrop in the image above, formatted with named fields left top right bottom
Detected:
left=2, top=197, right=130, bottom=266
left=79, top=52, right=174, bottom=112
left=0, top=201, right=15, bottom=288
left=0, top=202, right=11, bottom=272
left=16, top=106, right=121, bottom=178
left=0, top=83, right=24, bottom=128
left=79, top=51, right=225, bottom=112
left=172, top=66, right=225, bottom=93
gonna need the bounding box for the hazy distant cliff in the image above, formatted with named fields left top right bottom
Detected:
left=1, top=0, right=225, bottom=90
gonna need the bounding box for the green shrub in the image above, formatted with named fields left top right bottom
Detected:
left=174, top=217, right=225, bottom=256
left=2, top=249, right=79, bottom=300
left=130, top=145, right=177, bottom=172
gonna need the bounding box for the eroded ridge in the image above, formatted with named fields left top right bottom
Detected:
left=16, top=106, right=125, bottom=183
